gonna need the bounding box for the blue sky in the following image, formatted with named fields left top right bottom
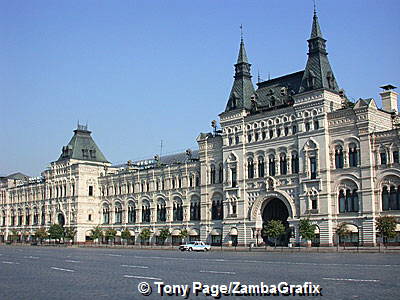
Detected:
left=1, top=0, right=399, bottom=176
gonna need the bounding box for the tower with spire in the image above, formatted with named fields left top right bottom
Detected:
left=299, top=9, right=339, bottom=93
left=224, top=31, right=255, bottom=112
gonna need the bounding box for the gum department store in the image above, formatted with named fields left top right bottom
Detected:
left=1, top=12, right=399, bottom=247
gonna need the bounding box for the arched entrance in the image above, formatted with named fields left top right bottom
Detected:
left=57, top=213, right=65, bottom=227
left=262, top=198, right=290, bottom=246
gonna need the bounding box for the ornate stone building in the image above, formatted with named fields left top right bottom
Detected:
left=1, top=11, right=399, bottom=246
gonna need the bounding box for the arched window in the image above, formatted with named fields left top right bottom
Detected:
left=292, top=125, right=297, bottom=134
left=228, top=137, right=232, bottom=146
left=235, top=136, right=240, bottom=144
left=247, top=158, right=254, bottom=179
left=258, top=157, right=265, bottom=178
left=314, top=120, right=319, bottom=130
left=18, top=209, right=23, bottom=226
left=25, top=208, right=30, bottom=225
left=262, top=131, right=266, bottom=139
left=33, top=208, right=39, bottom=225
left=335, top=146, right=344, bottom=169
left=349, top=145, right=358, bottom=167
left=10, top=210, right=15, bottom=226
left=2, top=210, right=5, bottom=227
left=382, top=186, right=389, bottom=210
left=142, top=201, right=150, bottom=222
left=210, top=165, right=216, bottom=184
left=390, top=186, right=397, bottom=210
left=339, top=190, right=345, bottom=213
left=212, top=200, right=223, bottom=220
left=269, top=155, right=276, bottom=176
left=157, top=200, right=166, bottom=222
left=190, top=196, right=201, bottom=221
left=218, top=163, right=223, bottom=183
left=305, top=122, right=311, bottom=131
left=103, top=205, right=110, bottom=224
left=338, top=189, right=359, bottom=212
left=383, top=186, right=400, bottom=211
left=284, top=127, right=289, bottom=136
left=280, top=154, right=287, bottom=175
left=114, top=203, right=122, bottom=224
left=291, top=152, right=299, bottom=174
left=269, top=130, right=274, bottom=139
left=128, top=204, right=136, bottom=224
left=41, top=207, right=46, bottom=225
left=173, top=198, right=183, bottom=221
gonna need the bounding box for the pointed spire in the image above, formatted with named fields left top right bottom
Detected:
left=299, top=9, right=339, bottom=93
left=237, top=25, right=248, bottom=64
left=224, top=28, right=255, bottom=112
left=310, top=6, right=323, bottom=39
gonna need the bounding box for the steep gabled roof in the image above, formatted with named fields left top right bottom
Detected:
left=57, top=125, right=108, bottom=163
left=299, top=11, right=339, bottom=94
left=225, top=38, right=255, bottom=112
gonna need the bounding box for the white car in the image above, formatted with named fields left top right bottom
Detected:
left=179, top=241, right=211, bottom=252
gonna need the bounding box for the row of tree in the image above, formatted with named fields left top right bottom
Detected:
left=89, top=227, right=190, bottom=245
left=263, top=215, right=398, bottom=247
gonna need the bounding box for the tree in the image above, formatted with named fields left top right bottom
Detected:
left=158, top=228, right=171, bottom=245
left=139, top=228, right=151, bottom=245
left=179, top=229, right=189, bottom=243
left=336, top=223, right=350, bottom=247
left=376, top=216, right=397, bottom=246
left=104, top=228, right=117, bottom=244
left=299, top=218, right=316, bottom=247
left=91, top=226, right=103, bottom=243
left=48, top=224, right=64, bottom=243
left=35, top=228, right=48, bottom=244
left=64, top=227, right=77, bottom=244
left=121, top=228, right=132, bottom=245
left=10, top=229, right=19, bottom=243
left=262, top=220, right=285, bottom=248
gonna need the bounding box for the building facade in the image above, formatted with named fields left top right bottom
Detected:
left=1, top=12, right=400, bottom=246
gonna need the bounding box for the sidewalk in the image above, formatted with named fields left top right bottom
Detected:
left=2, top=242, right=400, bottom=253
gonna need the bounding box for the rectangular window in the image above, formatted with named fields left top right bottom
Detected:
left=88, top=214, right=92, bottom=221
left=88, top=186, right=93, bottom=196
left=312, top=199, right=318, bottom=210
left=380, top=152, right=387, bottom=165
left=393, top=151, right=399, bottom=164
left=310, top=157, right=317, bottom=179
left=231, top=168, right=237, bottom=187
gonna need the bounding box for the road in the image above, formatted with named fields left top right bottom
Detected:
left=0, top=245, right=399, bottom=299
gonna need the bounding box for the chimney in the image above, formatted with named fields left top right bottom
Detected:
left=380, top=84, right=398, bottom=113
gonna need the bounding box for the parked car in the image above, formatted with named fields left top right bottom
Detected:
left=179, top=241, right=211, bottom=252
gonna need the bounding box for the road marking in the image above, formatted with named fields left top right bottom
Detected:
left=323, top=277, right=379, bottom=282
left=24, top=256, right=40, bottom=259
left=121, top=264, right=148, bottom=269
left=105, top=254, right=122, bottom=257
left=131, top=255, right=399, bottom=268
left=65, top=260, right=80, bottom=263
left=51, top=267, right=75, bottom=272
left=200, top=270, right=236, bottom=275
left=2, top=261, right=20, bottom=265
left=124, top=275, right=162, bottom=280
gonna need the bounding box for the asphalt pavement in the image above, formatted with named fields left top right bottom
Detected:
left=0, top=245, right=399, bottom=300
